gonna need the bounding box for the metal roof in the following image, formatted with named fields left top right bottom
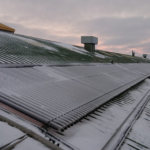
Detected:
left=1, top=31, right=150, bottom=150
left=1, top=78, right=150, bottom=150
left=0, top=31, right=150, bottom=64
left=52, top=78, right=150, bottom=150
left=0, top=64, right=150, bottom=132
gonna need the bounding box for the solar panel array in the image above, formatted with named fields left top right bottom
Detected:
left=0, top=64, right=150, bottom=131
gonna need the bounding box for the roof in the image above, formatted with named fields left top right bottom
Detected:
left=0, top=120, right=53, bottom=150
left=1, top=31, right=150, bottom=150
left=1, top=77, right=150, bottom=150
left=53, top=79, right=150, bottom=150
left=0, top=64, right=150, bottom=132
left=0, top=23, right=15, bottom=33
left=0, top=108, right=68, bottom=150
left=0, top=31, right=149, bottom=64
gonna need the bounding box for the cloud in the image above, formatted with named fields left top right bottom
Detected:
left=0, top=0, right=150, bottom=55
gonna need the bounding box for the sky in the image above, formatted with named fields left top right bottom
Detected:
left=0, top=0, right=150, bottom=56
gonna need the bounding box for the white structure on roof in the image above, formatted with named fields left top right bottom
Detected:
left=81, top=36, right=98, bottom=53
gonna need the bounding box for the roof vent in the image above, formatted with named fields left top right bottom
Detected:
left=143, top=54, right=147, bottom=58
left=132, top=51, right=135, bottom=57
left=81, top=36, right=98, bottom=53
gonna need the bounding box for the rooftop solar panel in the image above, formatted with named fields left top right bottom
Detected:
left=0, top=64, right=150, bottom=131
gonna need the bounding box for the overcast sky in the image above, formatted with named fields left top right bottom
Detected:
left=0, top=0, right=150, bottom=56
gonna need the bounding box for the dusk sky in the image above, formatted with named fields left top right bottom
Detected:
left=0, top=0, right=150, bottom=56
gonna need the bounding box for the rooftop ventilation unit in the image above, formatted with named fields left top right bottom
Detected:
left=143, top=54, right=147, bottom=58
left=81, top=36, right=98, bottom=53
left=132, top=51, right=135, bottom=57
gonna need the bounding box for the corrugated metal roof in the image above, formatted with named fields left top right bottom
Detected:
left=0, top=64, right=150, bottom=131
left=1, top=29, right=150, bottom=150
left=0, top=31, right=149, bottom=64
